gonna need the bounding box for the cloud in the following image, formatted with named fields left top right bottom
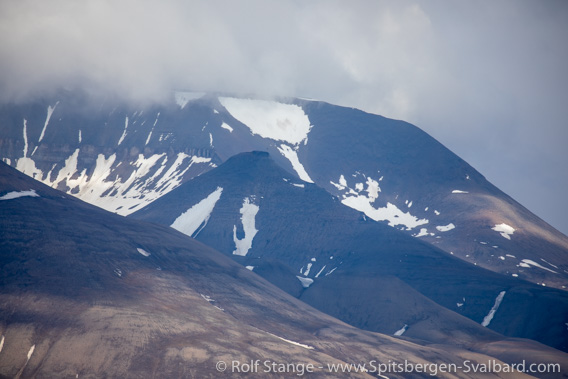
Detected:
left=1, top=0, right=567, bottom=233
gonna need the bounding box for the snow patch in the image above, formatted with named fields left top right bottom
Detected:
left=394, top=324, right=408, bottom=336
left=452, top=190, right=469, bottom=194
left=27, top=344, right=35, bottom=360
left=38, top=102, right=58, bottom=143
left=315, top=265, right=326, bottom=278
left=117, top=117, right=129, bottom=145
left=291, top=183, right=305, bottom=188
left=137, top=248, right=151, bottom=257
left=325, top=267, right=337, bottom=276
left=481, top=291, right=506, bottom=327
left=342, top=197, right=428, bottom=230
left=413, top=228, right=435, bottom=237
left=541, top=259, right=559, bottom=269
left=492, top=223, right=515, bottom=240
left=171, top=187, right=223, bottom=237
left=218, top=97, right=312, bottom=145
left=145, top=112, right=160, bottom=145
left=78, top=130, right=82, bottom=143
left=0, top=335, right=4, bottom=353
left=0, top=189, right=39, bottom=200
left=246, top=266, right=254, bottom=271
left=296, top=276, right=314, bottom=288
left=265, top=331, right=314, bottom=350
left=436, top=223, right=455, bottom=232
left=200, top=294, right=215, bottom=303
left=22, top=119, right=29, bottom=157
left=277, top=144, right=313, bottom=183
left=232, top=197, right=260, bottom=256
left=220, top=122, right=233, bottom=132
left=332, top=173, right=425, bottom=230
left=521, top=259, right=558, bottom=273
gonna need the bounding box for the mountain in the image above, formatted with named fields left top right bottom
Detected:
left=4, top=161, right=566, bottom=378
left=131, top=151, right=568, bottom=354
left=1, top=91, right=566, bottom=293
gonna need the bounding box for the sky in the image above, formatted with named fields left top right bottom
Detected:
left=1, top=0, right=567, bottom=234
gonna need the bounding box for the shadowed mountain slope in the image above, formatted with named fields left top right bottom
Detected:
left=131, top=151, right=568, bottom=354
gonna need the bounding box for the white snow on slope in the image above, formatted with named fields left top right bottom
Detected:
left=521, top=259, right=558, bottom=274
left=331, top=173, right=426, bottom=230
left=137, top=248, right=151, bottom=257
left=296, top=276, right=314, bottom=288
left=233, top=197, right=260, bottom=256
left=0, top=189, right=39, bottom=200
left=175, top=91, right=205, bottom=109
left=38, top=102, right=58, bottom=143
left=78, top=130, right=82, bottom=143
left=145, top=112, right=160, bottom=145
left=481, top=291, right=506, bottom=327
left=220, top=122, right=233, bottom=132
left=413, top=228, right=435, bottom=237
left=264, top=331, right=314, bottom=350
left=54, top=148, right=81, bottom=185
left=22, top=119, right=29, bottom=157
left=452, top=190, right=469, bottom=194
left=315, top=265, right=326, bottom=278
left=171, top=187, right=223, bottom=237
left=342, top=197, right=428, bottom=230
left=27, top=344, right=35, bottom=361
left=436, top=223, right=455, bottom=232
left=13, top=149, right=213, bottom=216
left=541, top=259, right=559, bottom=269
left=492, top=223, right=515, bottom=240
left=394, top=324, right=408, bottom=336
left=117, top=117, right=129, bottom=145
left=277, top=144, right=313, bottom=183
left=325, top=267, right=337, bottom=276
left=219, top=97, right=312, bottom=145
left=0, top=335, right=4, bottom=353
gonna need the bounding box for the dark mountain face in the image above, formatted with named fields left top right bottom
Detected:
left=6, top=161, right=554, bottom=378
left=131, top=151, right=568, bottom=353
left=1, top=91, right=566, bottom=292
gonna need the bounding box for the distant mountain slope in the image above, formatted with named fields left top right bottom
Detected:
left=1, top=90, right=566, bottom=292
left=131, top=151, right=568, bottom=353
left=7, top=161, right=555, bottom=378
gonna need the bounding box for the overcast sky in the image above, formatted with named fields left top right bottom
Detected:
left=1, top=0, right=567, bottom=234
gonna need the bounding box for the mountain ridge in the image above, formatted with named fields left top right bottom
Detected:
left=1, top=91, right=566, bottom=292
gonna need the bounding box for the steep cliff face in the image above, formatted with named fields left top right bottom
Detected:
left=1, top=90, right=567, bottom=292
